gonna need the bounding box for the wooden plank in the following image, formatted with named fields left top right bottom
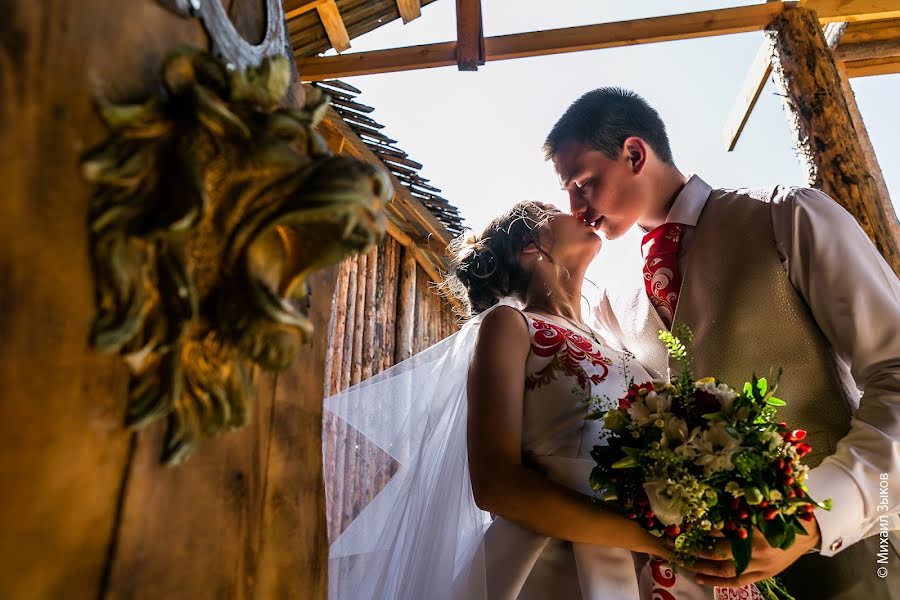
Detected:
left=843, top=54, right=900, bottom=75
left=835, top=38, right=900, bottom=61
left=768, top=6, right=900, bottom=273
left=840, top=17, right=900, bottom=43
left=317, top=0, right=351, bottom=53
left=295, top=2, right=900, bottom=80
left=395, top=249, right=417, bottom=363
left=297, top=3, right=787, bottom=79
left=724, top=40, right=774, bottom=151
left=284, top=0, right=330, bottom=21
left=0, top=2, right=211, bottom=598
left=456, top=0, right=485, bottom=71
left=106, top=372, right=278, bottom=600
left=807, top=0, right=900, bottom=23
left=396, top=0, right=421, bottom=24
left=252, top=265, right=339, bottom=599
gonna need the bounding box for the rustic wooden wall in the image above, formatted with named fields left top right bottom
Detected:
left=0, top=1, right=357, bottom=598
left=323, top=237, right=459, bottom=544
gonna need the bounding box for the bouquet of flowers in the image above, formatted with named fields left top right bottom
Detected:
left=588, top=327, right=830, bottom=600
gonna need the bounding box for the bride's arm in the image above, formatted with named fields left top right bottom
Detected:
left=466, top=305, right=669, bottom=556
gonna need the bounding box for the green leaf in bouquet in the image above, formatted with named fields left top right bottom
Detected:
left=759, top=515, right=787, bottom=549
left=791, top=520, right=809, bottom=536
left=611, top=455, right=639, bottom=469
left=730, top=530, right=753, bottom=575
left=766, top=396, right=786, bottom=407
left=756, top=376, right=768, bottom=398
left=815, top=497, right=833, bottom=511
left=589, top=468, right=607, bottom=491
left=701, top=412, right=725, bottom=421
left=743, top=381, right=754, bottom=399
left=779, top=520, right=797, bottom=550
left=599, top=487, right=618, bottom=501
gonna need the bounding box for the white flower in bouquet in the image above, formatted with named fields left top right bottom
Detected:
left=643, top=479, right=693, bottom=526
left=628, top=390, right=673, bottom=427
left=660, top=414, right=689, bottom=447
left=695, top=378, right=739, bottom=414
left=684, top=421, right=744, bottom=476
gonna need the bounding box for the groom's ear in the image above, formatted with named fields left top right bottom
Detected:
left=622, top=136, right=648, bottom=175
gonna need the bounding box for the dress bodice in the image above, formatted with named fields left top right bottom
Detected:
left=519, top=312, right=651, bottom=495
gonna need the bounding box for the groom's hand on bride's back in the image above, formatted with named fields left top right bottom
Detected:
left=688, top=517, right=821, bottom=588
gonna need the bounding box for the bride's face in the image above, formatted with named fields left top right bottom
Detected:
left=535, top=204, right=602, bottom=269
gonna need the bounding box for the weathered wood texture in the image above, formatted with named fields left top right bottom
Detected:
left=322, top=237, right=459, bottom=545
left=768, top=6, right=900, bottom=274
left=0, top=1, right=340, bottom=598
left=0, top=2, right=206, bottom=598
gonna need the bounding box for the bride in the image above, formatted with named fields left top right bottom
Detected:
left=324, top=201, right=728, bottom=599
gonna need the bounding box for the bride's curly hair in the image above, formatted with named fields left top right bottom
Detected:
left=440, top=201, right=557, bottom=318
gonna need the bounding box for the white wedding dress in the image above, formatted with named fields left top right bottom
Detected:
left=324, top=304, right=736, bottom=599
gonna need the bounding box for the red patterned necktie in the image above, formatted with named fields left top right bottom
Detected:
left=642, top=222, right=683, bottom=327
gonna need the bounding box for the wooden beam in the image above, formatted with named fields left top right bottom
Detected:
left=724, top=41, right=774, bottom=151
left=843, top=54, right=900, bottom=75
left=456, top=0, right=485, bottom=71
left=283, top=0, right=330, bottom=21
left=834, top=60, right=899, bottom=243
left=297, top=2, right=788, bottom=79
left=295, top=1, right=900, bottom=80
left=808, top=0, right=900, bottom=23
left=834, top=38, right=900, bottom=61
left=768, top=6, right=900, bottom=273
left=396, top=0, right=421, bottom=24
left=316, top=0, right=350, bottom=53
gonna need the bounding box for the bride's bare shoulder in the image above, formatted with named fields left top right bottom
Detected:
left=475, top=305, right=530, bottom=349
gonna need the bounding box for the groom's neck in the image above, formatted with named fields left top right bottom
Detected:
left=637, top=165, right=688, bottom=231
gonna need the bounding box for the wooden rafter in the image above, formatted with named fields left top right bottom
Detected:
left=723, top=41, right=774, bottom=151
left=283, top=0, right=330, bottom=20
left=724, top=0, right=900, bottom=149
left=396, top=0, right=421, bottom=24
left=297, top=3, right=786, bottom=79
left=316, top=108, right=453, bottom=284
left=317, top=0, right=351, bottom=53
left=456, top=0, right=485, bottom=71
left=294, top=1, right=900, bottom=80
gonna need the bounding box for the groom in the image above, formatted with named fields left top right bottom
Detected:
left=544, top=87, right=900, bottom=599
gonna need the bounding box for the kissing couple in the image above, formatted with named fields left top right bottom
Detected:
left=324, top=88, right=900, bottom=600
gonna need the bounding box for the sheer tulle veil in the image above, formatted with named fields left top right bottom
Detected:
left=323, top=302, right=525, bottom=599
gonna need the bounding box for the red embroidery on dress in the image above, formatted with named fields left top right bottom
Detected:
left=525, top=317, right=610, bottom=390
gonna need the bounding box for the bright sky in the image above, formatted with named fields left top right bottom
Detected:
left=330, top=0, right=900, bottom=297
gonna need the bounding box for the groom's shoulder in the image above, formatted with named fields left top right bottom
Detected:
left=710, top=184, right=812, bottom=206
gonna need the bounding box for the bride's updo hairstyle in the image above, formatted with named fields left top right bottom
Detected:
left=442, top=201, right=555, bottom=318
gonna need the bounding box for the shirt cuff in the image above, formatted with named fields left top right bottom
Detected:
left=804, top=461, right=867, bottom=557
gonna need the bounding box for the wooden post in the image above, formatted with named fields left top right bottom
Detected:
left=834, top=61, right=900, bottom=244
left=395, top=249, right=417, bottom=363
left=767, top=6, right=900, bottom=274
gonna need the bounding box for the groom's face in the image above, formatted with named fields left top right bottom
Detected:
left=553, top=140, right=649, bottom=240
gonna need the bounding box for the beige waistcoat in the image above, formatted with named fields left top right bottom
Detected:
left=611, top=188, right=856, bottom=468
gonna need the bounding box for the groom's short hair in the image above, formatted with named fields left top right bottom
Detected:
left=543, top=88, right=675, bottom=165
